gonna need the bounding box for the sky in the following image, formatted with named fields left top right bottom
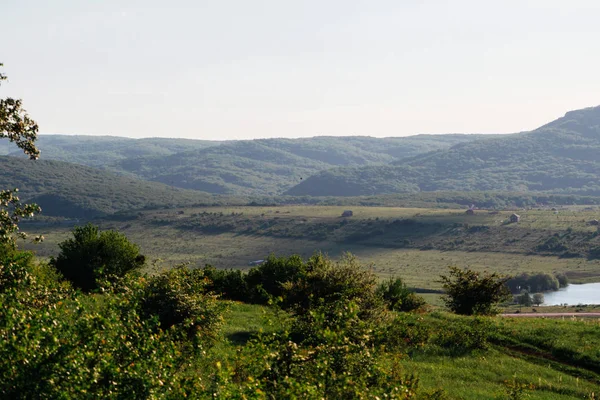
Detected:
left=2, top=0, right=600, bottom=140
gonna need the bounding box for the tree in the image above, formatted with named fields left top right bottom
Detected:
left=51, top=223, right=145, bottom=291
left=440, top=266, right=511, bottom=316
left=532, top=293, right=544, bottom=306
left=518, top=290, right=532, bottom=307
left=376, top=276, right=425, bottom=312
left=0, top=63, right=42, bottom=247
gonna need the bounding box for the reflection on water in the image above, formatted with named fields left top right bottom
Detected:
left=542, top=282, right=600, bottom=305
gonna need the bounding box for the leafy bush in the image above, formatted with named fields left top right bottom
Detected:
left=201, top=265, right=250, bottom=302
left=281, top=253, right=383, bottom=320
left=440, top=266, right=511, bottom=315
left=376, top=277, right=426, bottom=312
left=0, top=255, right=200, bottom=398
left=223, top=300, right=420, bottom=399
left=51, top=223, right=145, bottom=291
left=244, top=254, right=307, bottom=303
left=141, top=266, right=226, bottom=344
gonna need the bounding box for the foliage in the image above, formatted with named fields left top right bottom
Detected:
left=517, top=290, right=533, bottom=307
left=225, top=300, right=420, bottom=399
left=506, top=272, right=563, bottom=294
left=244, top=254, right=307, bottom=304
left=51, top=223, right=145, bottom=291
left=440, top=266, right=511, bottom=315
left=0, top=261, right=201, bottom=398
left=376, top=276, right=426, bottom=312
left=280, top=253, right=383, bottom=319
left=201, top=265, right=250, bottom=302
left=0, top=63, right=41, bottom=246
left=141, top=265, right=226, bottom=343
left=532, top=292, right=544, bottom=306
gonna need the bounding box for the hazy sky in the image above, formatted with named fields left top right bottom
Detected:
left=2, top=0, right=599, bottom=140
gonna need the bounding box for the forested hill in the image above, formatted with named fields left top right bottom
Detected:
left=286, top=105, right=600, bottom=196
left=0, top=157, right=219, bottom=218
left=6, top=134, right=487, bottom=196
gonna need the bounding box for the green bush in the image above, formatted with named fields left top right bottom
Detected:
left=244, top=254, right=307, bottom=303
left=141, top=266, right=226, bottom=344
left=0, top=256, right=200, bottom=398
left=281, top=253, right=384, bottom=320
left=376, top=277, right=426, bottom=312
left=440, top=266, right=511, bottom=316
left=222, top=300, right=420, bottom=399
left=51, top=223, right=145, bottom=291
left=201, top=265, right=250, bottom=302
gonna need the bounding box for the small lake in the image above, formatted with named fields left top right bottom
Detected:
left=542, top=282, right=600, bottom=305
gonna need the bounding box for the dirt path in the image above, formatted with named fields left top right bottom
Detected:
left=502, top=312, right=600, bottom=318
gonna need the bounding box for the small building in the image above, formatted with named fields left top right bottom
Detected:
left=510, top=213, right=521, bottom=223
left=341, top=210, right=353, bottom=217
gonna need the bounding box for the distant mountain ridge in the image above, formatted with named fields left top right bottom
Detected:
left=286, top=105, right=600, bottom=196
left=0, top=157, right=218, bottom=218
left=6, top=134, right=489, bottom=196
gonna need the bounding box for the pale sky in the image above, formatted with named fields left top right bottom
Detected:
left=2, top=0, right=599, bottom=140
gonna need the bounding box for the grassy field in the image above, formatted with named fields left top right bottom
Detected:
left=218, top=303, right=600, bottom=399
left=22, top=205, right=600, bottom=292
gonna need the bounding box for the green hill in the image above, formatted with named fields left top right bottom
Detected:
left=6, top=135, right=220, bottom=168
left=114, top=135, right=488, bottom=195
left=6, top=134, right=488, bottom=195
left=286, top=106, right=600, bottom=196
left=0, top=157, right=221, bottom=218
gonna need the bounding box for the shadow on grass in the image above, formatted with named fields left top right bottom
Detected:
left=227, top=330, right=260, bottom=345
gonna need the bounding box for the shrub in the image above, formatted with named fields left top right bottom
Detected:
left=233, top=300, right=420, bottom=399
left=0, top=271, right=200, bottom=398
left=245, top=254, right=307, bottom=303
left=281, top=253, right=383, bottom=320
left=532, top=293, right=544, bottom=306
left=141, top=266, right=225, bottom=344
left=201, top=265, right=250, bottom=301
left=51, top=224, right=145, bottom=291
left=376, top=277, right=426, bottom=312
left=440, top=266, right=511, bottom=315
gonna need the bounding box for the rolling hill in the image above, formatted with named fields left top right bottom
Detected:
left=112, top=135, right=490, bottom=195
left=5, top=134, right=488, bottom=196
left=286, top=106, right=600, bottom=197
left=0, top=157, right=222, bottom=218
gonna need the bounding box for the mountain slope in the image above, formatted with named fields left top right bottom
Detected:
left=0, top=157, right=219, bottom=218
left=7, top=135, right=220, bottom=168
left=286, top=106, right=600, bottom=196
left=114, top=135, right=489, bottom=195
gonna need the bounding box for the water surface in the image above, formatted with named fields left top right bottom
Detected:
left=542, top=282, right=600, bottom=305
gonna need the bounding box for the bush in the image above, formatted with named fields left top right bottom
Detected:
left=51, top=224, right=145, bottom=291
left=281, top=253, right=383, bottom=320
left=230, top=300, right=420, bottom=399
left=141, top=266, right=226, bottom=344
left=201, top=265, right=249, bottom=301
left=440, top=267, right=511, bottom=315
left=245, top=254, right=307, bottom=303
left=376, top=277, right=426, bottom=312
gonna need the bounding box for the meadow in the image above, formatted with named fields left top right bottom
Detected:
left=22, top=205, right=600, bottom=290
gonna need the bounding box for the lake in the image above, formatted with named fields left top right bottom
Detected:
left=542, top=282, right=600, bottom=305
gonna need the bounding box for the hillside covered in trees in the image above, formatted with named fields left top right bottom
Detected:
left=287, top=106, right=600, bottom=196
left=2, top=134, right=489, bottom=195
left=0, top=157, right=220, bottom=218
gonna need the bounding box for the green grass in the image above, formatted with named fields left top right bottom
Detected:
left=216, top=303, right=600, bottom=399
left=21, top=205, right=600, bottom=291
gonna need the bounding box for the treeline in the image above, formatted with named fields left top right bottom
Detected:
left=506, top=272, right=568, bottom=294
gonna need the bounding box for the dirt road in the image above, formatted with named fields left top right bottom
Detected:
left=502, top=313, right=600, bottom=318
